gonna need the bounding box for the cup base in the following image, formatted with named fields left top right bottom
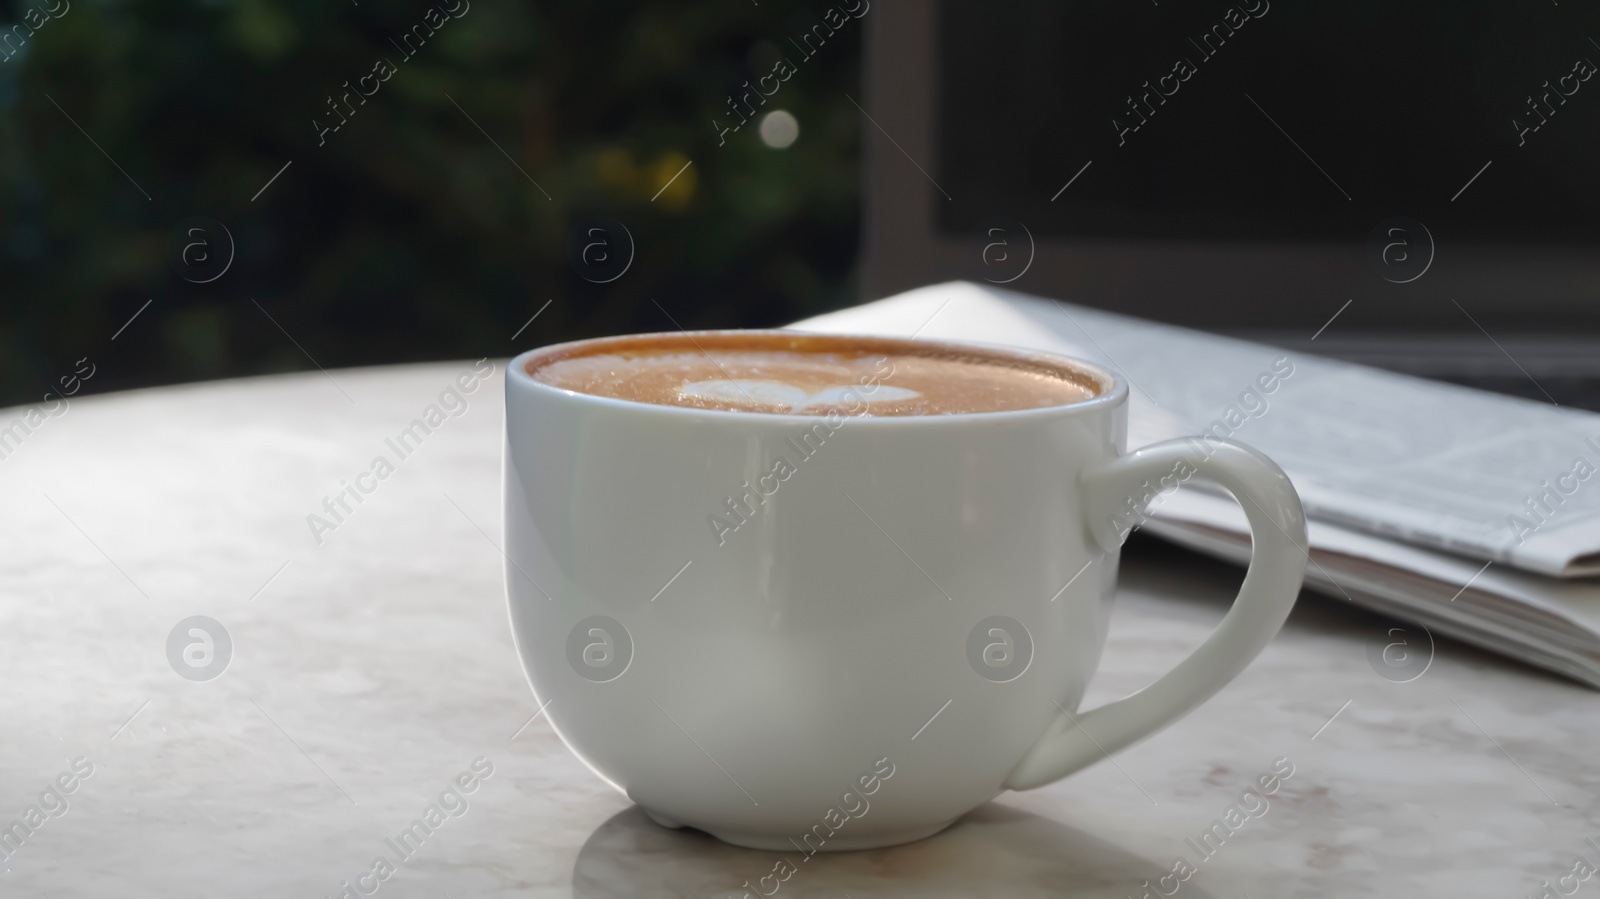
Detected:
left=641, top=807, right=960, bottom=852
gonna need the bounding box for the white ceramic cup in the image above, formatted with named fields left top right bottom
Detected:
left=504, top=331, right=1307, bottom=852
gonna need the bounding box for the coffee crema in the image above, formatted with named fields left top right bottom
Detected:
left=526, top=332, right=1101, bottom=416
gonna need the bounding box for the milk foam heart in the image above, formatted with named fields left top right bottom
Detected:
left=679, top=379, right=921, bottom=412
left=526, top=333, right=1101, bottom=415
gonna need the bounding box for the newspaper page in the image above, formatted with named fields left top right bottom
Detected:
left=1140, top=487, right=1600, bottom=688
left=794, top=281, right=1600, bottom=578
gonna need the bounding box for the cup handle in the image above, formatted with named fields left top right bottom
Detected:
left=1004, top=437, right=1308, bottom=791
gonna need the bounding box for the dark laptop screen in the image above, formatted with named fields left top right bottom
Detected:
left=937, top=0, right=1600, bottom=245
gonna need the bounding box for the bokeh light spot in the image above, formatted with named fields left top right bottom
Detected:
left=759, top=110, right=799, bottom=149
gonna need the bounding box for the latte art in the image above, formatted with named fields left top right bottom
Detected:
left=680, top=379, right=922, bottom=413
left=527, top=332, right=1101, bottom=416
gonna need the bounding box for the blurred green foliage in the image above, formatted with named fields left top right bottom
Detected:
left=0, top=0, right=862, bottom=407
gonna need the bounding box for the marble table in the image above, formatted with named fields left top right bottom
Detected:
left=2, top=361, right=1596, bottom=898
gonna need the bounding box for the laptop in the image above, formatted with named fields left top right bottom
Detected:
left=859, top=1, right=1600, bottom=409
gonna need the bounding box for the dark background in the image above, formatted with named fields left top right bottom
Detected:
left=0, top=0, right=863, bottom=408
left=2, top=0, right=1598, bottom=410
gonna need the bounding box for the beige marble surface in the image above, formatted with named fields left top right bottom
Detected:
left=1, top=362, right=1597, bottom=898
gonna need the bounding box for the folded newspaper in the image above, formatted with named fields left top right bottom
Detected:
left=794, top=282, right=1600, bottom=689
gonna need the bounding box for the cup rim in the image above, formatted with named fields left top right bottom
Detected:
left=507, top=328, right=1129, bottom=423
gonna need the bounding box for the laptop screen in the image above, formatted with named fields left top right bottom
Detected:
left=936, top=0, right=1600, bottom=246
